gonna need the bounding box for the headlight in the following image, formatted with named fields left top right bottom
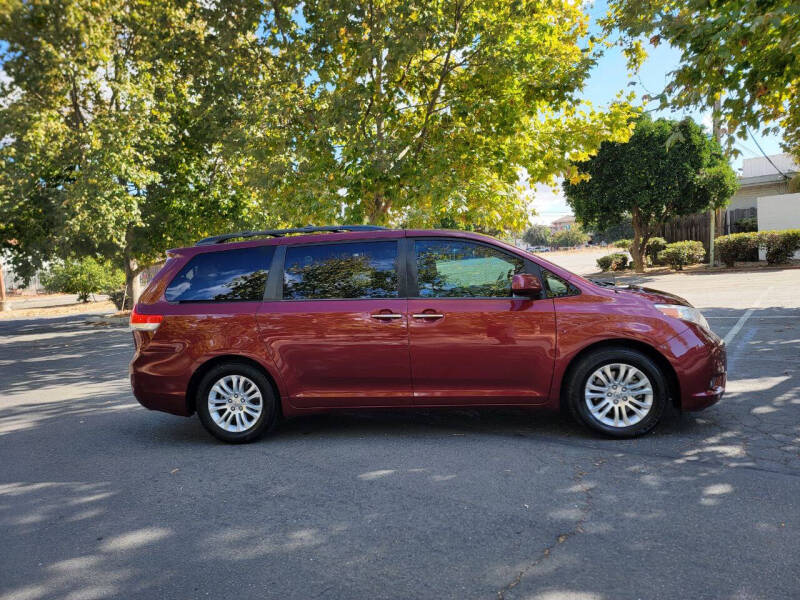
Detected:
left=654, top=303, right=710, bottom=331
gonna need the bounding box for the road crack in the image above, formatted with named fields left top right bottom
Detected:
left=495, top=458, right=606, bottom=600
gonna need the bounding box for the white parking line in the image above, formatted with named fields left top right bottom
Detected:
left=722, top=286, right=774, bottom=346
left=707, top=315, right=797, bottom=319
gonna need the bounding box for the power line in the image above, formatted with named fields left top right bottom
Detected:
left=747, top=128, right=790, bottom=180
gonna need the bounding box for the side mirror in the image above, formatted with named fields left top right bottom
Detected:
left=511, top=273, right=542, bottom=297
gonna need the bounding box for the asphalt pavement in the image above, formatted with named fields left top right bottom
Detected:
left=0, top=268, right=798, bottom=600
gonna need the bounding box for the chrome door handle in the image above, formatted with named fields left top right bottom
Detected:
left=412, top=313, right=444, bottom=319
left=371, top=313, right=403, bottom=319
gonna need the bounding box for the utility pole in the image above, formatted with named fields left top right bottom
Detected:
left=709, top=98, right=722, bottom=266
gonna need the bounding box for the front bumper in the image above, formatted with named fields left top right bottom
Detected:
left=661, top=325, right=727, bottom=411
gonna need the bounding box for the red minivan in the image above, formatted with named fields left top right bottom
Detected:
left=130, top=226, right=726, bottom=443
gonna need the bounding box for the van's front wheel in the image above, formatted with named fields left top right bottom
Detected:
left=566, top=348, right=667, bottom=438
left=196, top=363, right=277, bottom=443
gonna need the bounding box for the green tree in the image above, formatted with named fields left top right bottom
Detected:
left=254, top=0, right=637, bottom=230
left=42, top=257, right=125, bottom=303
left=563, top=116, right=737, bottom=272
left=551, top=225, right=589, bottom=248
left=0, top=1, right=281, bottom=301
left=590, top=216, right=634, bottom=245
left=1, top=0, right=638, bottom=304
left=605, top=0, right=800, bottom=159
left=522, top=225, right=552, bottom=247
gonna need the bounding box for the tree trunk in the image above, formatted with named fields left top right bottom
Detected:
left=366, top=193, right=389, bottom=225
left=124, top=253, right=143, bottom=307
left=123, top=229, right=143, bottom=307
left=630, top=209, right=648, bottom=273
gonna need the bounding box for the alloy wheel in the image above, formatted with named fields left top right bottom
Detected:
left=207, top=374, right=263, bottom=433
left=584, top=363, right=653, bottom=428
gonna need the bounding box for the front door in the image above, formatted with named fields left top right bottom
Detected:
left=407, top=238, right=556, bottom=405
left=256, top=239, right=412, bottom=409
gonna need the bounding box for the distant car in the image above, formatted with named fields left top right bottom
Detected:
left=530, top=246, right=551, bottom=252
left=130, top=226, right=726, bottom=443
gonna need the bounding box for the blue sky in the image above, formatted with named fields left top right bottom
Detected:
left=531, top=0, right=786, bottom=224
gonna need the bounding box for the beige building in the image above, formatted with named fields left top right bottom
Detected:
left=549, top=215, right=576, bottom=232
left=729, top=154, right=797, bottom=212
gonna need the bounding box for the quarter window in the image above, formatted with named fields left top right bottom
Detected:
left=165, top=246, right=274, bottom=303
left=415, top=240, right=524, bottom=298
left=543, top=270, right=578, bottom=298
left=283, top=241, right=399, bottom=300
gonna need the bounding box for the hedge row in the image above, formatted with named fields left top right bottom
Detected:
left=715, top=229, right=800, bottom=267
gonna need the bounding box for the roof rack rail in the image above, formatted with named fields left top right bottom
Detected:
left=195, top=225, right=387, bottom=246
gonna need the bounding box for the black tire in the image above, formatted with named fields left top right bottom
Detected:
left=196, top=362, right=278, bottom=444
left=565, top=347, right=667, bottom=438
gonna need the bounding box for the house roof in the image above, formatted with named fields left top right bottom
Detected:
left=739, top=154, right=797, bottom=187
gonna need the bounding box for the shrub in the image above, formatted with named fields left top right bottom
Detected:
left=715, top=233, right=757, bottom=267
left=658, top=241, right=705, bottom=270
left=596, top=253, right=629, bottom=272
left=714, top=229, right=800, bottom=266
left=733, top=217, right=757, bottom=233
left=758, top=229, right=800, bottom=264
left=107, top=289, right=133, bottom=310
left=645, top=237, right=667, bottom=265
left=612, top=238, right=632, bottom=250
left=43, top=257, right=125, bottom=302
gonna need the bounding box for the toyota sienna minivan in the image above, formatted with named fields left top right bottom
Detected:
left=130, top=225, right=726, bottom=443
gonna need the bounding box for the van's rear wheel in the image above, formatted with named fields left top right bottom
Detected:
left=566, top=348, right=666, bottom=438
left=196, top=363, right=277, bottom=443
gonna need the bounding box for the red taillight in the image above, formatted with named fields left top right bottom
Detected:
left=130, top=306, right=163, bottom=331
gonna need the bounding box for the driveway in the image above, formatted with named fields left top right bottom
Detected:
left=0, top=269, right=798, bottom=600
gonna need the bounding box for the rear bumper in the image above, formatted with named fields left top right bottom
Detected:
left=661, top=325, right=727, bottom=411
left=130, top=371, right=191, bottom=416
left=129, top=341, right=192, bottom=416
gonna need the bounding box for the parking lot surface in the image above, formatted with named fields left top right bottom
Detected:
left=1, top=268, right=798, bottom=600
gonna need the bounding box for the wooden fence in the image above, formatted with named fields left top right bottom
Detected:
left=657, top=207, right=758, bottom=254
left=658, top=212, right=711, bottom=252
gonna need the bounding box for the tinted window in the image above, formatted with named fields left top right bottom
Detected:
left=415, top=240, right=524, bottom=298
left=543, top=270, right=578, bottom=298
left=284, top=241, right=398, bottom=300
left=165, top=246, right=274, bottom=303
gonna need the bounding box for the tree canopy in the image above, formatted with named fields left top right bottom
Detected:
left=551, top=225, right=589, bottom=248
left=563, top=116, right=738, bottom=271
left=522, top=224, right=552, bottom=247
left=605, top=0, right=800, bottom=159
left=0, top=1, right=283, bottom=296
left=256, top=0, right=637, bottom=231
left=0, top=0, right=638, bottom=300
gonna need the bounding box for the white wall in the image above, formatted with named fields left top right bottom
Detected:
left=757, top=193, right=800, bottom=260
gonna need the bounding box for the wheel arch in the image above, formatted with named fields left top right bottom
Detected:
left=185, top=355, right=283, bottom=417
left=558, top=339, right=681, bottom=410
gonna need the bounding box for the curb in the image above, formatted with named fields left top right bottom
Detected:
left=85, top=314, right=129, bottom=327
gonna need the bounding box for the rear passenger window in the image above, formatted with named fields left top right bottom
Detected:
left=283, top=241, right=398, bottom=300
left=165, top=246, right=274, bottom=303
